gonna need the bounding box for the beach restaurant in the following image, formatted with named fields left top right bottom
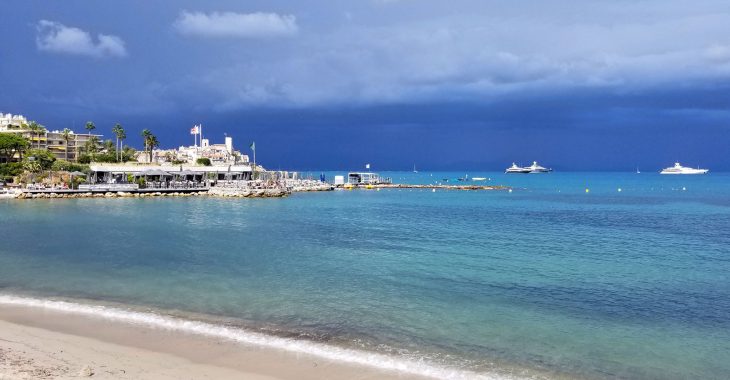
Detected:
left=88, top=163, right=253, bottom=189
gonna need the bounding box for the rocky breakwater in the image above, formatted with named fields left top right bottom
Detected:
left=16, top=191, right=205, bottom=199
left=207, top=187, right=290, bottom=198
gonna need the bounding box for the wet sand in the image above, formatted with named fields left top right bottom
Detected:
left=0, top=304, right=427, bottom=380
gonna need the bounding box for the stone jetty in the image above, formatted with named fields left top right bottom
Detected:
left=207, top=187, right=290, bottom=198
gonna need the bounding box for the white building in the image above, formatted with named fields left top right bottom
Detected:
left=0, top=113, right=29, bottom=131
left=143, top=134, right=249, bottom=165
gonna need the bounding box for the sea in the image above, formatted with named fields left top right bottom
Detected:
left=1, top=171, right=729, bottom=380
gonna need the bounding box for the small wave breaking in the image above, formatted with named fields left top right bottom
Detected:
left=0, top=294, right=524, bottom=380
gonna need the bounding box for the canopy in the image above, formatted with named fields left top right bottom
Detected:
left=69, top=171, right=87, bottom=176
left=139, top=169, right=172, bottom=176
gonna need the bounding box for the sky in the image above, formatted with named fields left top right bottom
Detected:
left=1, top=0, right=729, bottom=171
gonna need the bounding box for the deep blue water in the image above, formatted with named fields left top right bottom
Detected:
left=1, top=172, right=729, bottom=379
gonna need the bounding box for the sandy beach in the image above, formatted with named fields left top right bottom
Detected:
left=0, top=303, right=426, bottom=380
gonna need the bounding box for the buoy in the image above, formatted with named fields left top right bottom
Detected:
left=432, top=189, right=436, bottom=193
left=377, top=188, right=381, bottom=191
left=508, top=189, right=513, bottom=193
left=585, top=188, right=590, bottom=193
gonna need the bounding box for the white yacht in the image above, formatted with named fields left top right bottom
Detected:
left=526, top=161, right=552, bottom=173
left=660, top=162, right=708, bottom=175
left=505, top=163, right=530, bottom=174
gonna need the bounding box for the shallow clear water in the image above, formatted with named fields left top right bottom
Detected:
left=1, top=172, right=729, bottom=379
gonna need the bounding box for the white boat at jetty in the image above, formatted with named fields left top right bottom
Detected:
left=660, top=162, right=708, bottom=175
left=505, top=161, right=552, bottom=173
left=505, top=163, right=530, bottom=174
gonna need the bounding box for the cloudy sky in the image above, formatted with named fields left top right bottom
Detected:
left=1, top=0, right=729, bottom=170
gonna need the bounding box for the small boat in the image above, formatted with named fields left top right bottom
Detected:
left=526, top=161, right=552, bottom=174
left=660, top=162, right=708, bottom=175
left=505, top=163, right=530, bottom=174
left=472, top=177, right=487, bottom=181
left=636, top=167, right=641, bottom=174
left=413, top=165, right=418, bottom=173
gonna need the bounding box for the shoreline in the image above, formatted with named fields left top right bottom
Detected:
left=0, top=294, right=511, bottom=380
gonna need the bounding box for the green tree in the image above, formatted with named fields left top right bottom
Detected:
left=0, top=134, right=30, bottom=162
left=196, top=157, right=211, bottom=166
left=23, top=149, right=56, bottom=171
left=61, top=128, right=72, bottom=161
left=121, top=145, right=136, bottom=162
left=0, top=162, right=23, bottom=182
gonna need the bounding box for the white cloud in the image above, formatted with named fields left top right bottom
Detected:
left=36, top=20, right=127, bottom=58
left=187, top=1, right=730, bottom=109
left=173, top=11, right=298, bottom=38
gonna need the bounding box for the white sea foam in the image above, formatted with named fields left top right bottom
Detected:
left=0, top=294, right=525, bottom=380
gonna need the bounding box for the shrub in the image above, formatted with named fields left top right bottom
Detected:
left=51, top=160, right=89, bottom=173
left=77, top=154, right=92, bottom=164
left=196, top=158, right=211, bottom=166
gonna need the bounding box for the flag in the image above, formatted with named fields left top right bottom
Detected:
left=190, top=125, right=199, bottom=135
left=365, top=163, right=370, bottom=169
left=250, top=141, right=255, bottom=151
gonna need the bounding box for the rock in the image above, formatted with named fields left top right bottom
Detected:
left=79, top=365, right=94, bottom=377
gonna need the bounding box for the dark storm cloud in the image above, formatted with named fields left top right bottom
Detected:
left=1, top=0, right=729, bottom=170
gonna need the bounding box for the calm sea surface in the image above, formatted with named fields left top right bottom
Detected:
left=1, top=172, right=729, bottom=379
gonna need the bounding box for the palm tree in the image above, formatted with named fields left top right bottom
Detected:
left=118, top=129, right=127, bottom=162
left=147, top=135, right=159, bottom=163
left=111, top=124, right=123, bottom=162
left=84, top=122, right=96, bottom=154
left=27, top=121, right=46, bottom=149
left=61, top=128, right=72, bottom=161
left=85, top=136, right=100, bottom=155
left=141, top=129, right=158, bottom=163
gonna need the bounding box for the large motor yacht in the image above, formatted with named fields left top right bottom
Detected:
left=526, top=161, right=552, bottom=173
left=505, top=163, right=530, bottom=174
left=660, top=162, right=708, bottom=175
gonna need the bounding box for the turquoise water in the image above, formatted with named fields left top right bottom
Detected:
left=1, top=172, right=729, bottom=379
